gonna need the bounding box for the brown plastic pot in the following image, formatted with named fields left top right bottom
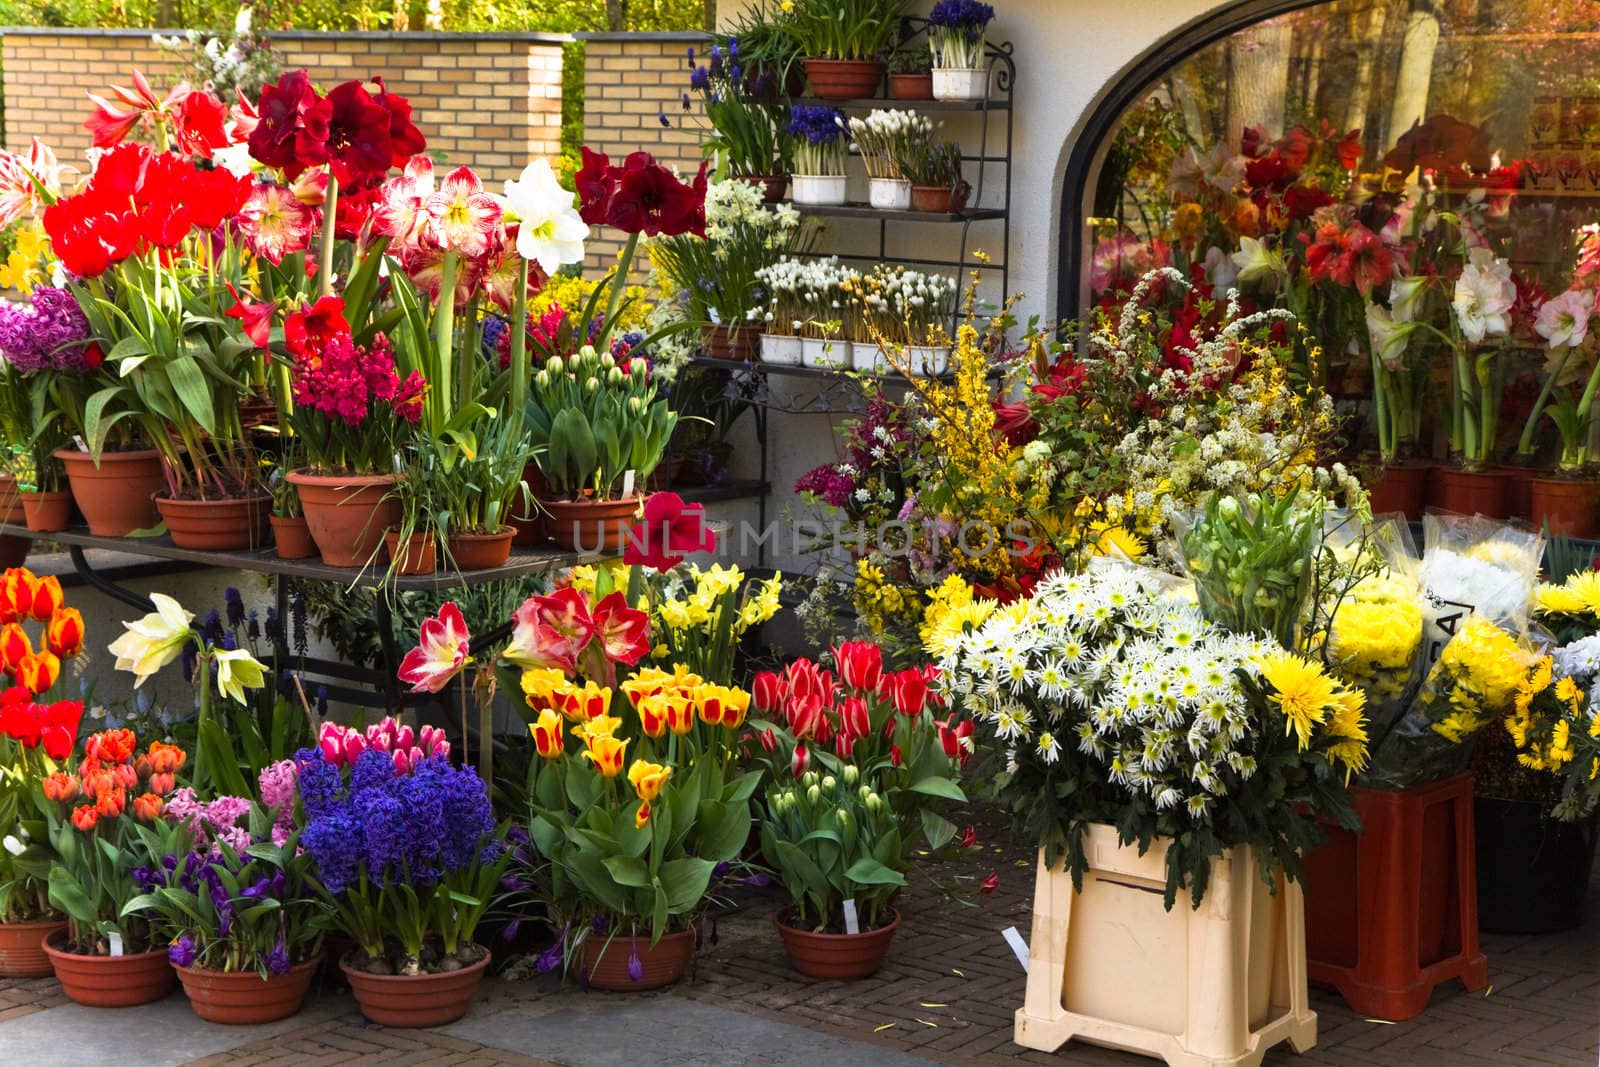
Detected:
left=737, top=173, right=789, bottom=203
left=286, top=470, right=399, bottom=568
left=269, top=514, right=317, bottom=560
left=21, top=490, right=72, bottom=533
left=445, top=527, right=513, bottom=570
left=803, top=58, right=885, bottom=101
left=385, top=530, right=438, bottom=575
left=0, top=918, right=65, bottom=977
left=0, top=476, right=20, bottom=524
left=702, top=324, right=760, bottom=361
left=340, top=947, right=489, bottom=1027
left=1429, top=466, right=1508, bottom=518
left=55, top=448, right=165, bottom=536
left=155, top=494, right=272, bottom=551
left=543, top=495, right=644, bottom=554
left=177, top=956, right=319, bottom=1024
left=910, top=185, right=955, bottom=213
left=580, top=929, right=694, bottom=991
left=509, top=462, right=550, bottom=547
left=1363, top=460, right=1431, bottom=520
left=1491, top=463, right=1535, bottom=521
left=774, top=908, right=901, bottom=980
left=43, top=931, right=175, bottom=1007
left=1529, top=475, right=1600, bottom=537
left=888, top=72, right=933, bottom=100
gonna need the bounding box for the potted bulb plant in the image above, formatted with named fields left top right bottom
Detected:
left=897, top=134, right=967, bottom=214
left=790, top=0, right=905, bottom=101
left=756, top=258, right=809, bottom=365
left=887, top=49, right=933, bottom=100
left=268, top=444, right=315, bottom=560
left=680, top=42, right=792, bottom=202
left=850, top=109, right=930, bottom=211
left=788, top=105, right=850, bottom=206
left=927, top=0, right=997, bottom=100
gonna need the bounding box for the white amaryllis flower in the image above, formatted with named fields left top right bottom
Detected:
left=107, top=593, right=193, bottom=686
left=1452, top=248, right=1516, bottom=343
left=1229, top=236, right=1286, bottom=290
left=214, top=647, right=268, bottom=706
left=502, top=159, right=587, bottom=276
left=1535, top=288, right=1592, bottom=349
left=1389, top=274, right=1428, bottom=323
left=1202, top=245, right=1238, bottom=299
left=1365, top=302, right=1413, bottom=371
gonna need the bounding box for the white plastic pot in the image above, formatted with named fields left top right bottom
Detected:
left=761, top=333, right=804, bottom=366
left=801, top=337, right=849, bottom=369
left=932, top=67, right=990, bottom=101
left=867, top=178, right=912, bottom=211
left=791, top=174, right=847, bottom=206
left=852, top=343, right=890, bottom=374
left=906, top=344, right=952, bottom=376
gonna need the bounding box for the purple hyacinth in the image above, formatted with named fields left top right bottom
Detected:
left=0, top=285, right=97, bottom=374
left=788, top=105, right=847, bottom=146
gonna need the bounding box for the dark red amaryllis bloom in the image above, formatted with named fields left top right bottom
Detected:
left=284, top=295, right=350, bottom=359
left=622, top=491, right=716, bottom=570
left=324, top=81, right=394, bottom=186
left=249, top=70, right=331, bottom=179
left=574, top=146, right=619, bottom=225
left=575, top=147, right=708, bottom=237
left=83, top=68, right=185, bottom=149
left=372, top=78, right=426, bottom=167
left=1384, top=113, right=1492, bottom=176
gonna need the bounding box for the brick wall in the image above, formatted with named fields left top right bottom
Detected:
left=0, top=28, right=567, bottom=189
left=576, top=31, right=708, bottom=273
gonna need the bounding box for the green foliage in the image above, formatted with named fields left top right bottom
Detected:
left=8, top=0, right=703, bottom=32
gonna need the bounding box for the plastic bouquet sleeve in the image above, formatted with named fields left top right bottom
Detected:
left=1416, top=512, right=1542, bottom=668
left=1323, top=513, right=1425, bottom=741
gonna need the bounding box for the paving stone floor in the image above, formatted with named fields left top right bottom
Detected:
left=2, top=810, right=1595, bottom=1066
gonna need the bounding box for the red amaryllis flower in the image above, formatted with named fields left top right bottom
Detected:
left=591, top=591, right=650, bottom=666
left=172, top=90, right=231, bottom=157
left=324, top=80, right=394, bottom=186
left=237, top=182, right=318, bottom=265
left=248, top=70, right=331, bottom=178
left=992, top=400, right=1037, bottom=446
left=1336, top=224, right=1393, bottom=297
left=229, top=88, right=260, bottom=141
left=83, top=68, right=184, bottom=149
left=503, top=587, right=597, bottom=672
left=622, top=492, right=715, bottom=571
left=187, top=167, right=251, bottom=231
left=609, top=152, right=707, bottom=237
left=574, top=146, right=619, bottom=225
left=400, top=243, right=489, bottom=307
left=284, top=295, right=350, bottom=359
left=372, top=77, right=426, bottom=166
left=424, top=166, right=504, bottom=258
left=225, top=284, right=277, bottom=348
left=334, top=183, right=382, bottom=241
left=1384, top=113, right=1492, bottom=176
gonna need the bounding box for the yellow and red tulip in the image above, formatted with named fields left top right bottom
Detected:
left=530, top=707, right=564, bottom=759
left=15, top=650, right=59, bottom=695
left=0, top=622, right=31, bottom=673
left=695, top=684, right=751, bottom=729
left=46, top=607, right=85, bottom=659
left=627, top=758, right=672, bottom=803
left=0, top=567, right=37, bottom=624
left=29, top=575, right=62, bottom=623
left=582, top=733, right=629, bottom=777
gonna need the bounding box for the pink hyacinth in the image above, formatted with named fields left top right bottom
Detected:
left=257, top=759, right=298, bottom=846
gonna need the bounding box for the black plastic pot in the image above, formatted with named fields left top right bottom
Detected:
left=1474, top=797, right=1598, bottom=935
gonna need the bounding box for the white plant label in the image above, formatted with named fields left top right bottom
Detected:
left=842, top=898, right=860, bottom=936
left=1002, top=926, right=1029, bottom=973
left=622, top=469, right=636, bottom=499
left=108, top=931, right=124, bottom=957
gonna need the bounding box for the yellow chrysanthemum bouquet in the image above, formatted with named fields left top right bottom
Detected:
left=1490, top=655, right=1600, bottom=820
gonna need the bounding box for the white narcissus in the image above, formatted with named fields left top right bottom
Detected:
left=502, top=158, right=588, bottom=276
left=108, top=592, right=193, bottom=686
left=1452, top=247, right=1516, bottom=344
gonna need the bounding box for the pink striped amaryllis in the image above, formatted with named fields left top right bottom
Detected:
left=398, top=601, right=471, bottom=694
left=0, top=138, right=61, bottom=229
left=424, top=166, right=505, bottom=258
left=502, top=587, right=597, bottom=673
left=371, top=155, right=435, bottom=250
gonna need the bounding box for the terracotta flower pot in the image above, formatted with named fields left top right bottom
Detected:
left=888, top=72, right=933, bottom=100
left=580, top=929, right=694, bottom=991
left=0, top=475, right=21, bottom=524
left=286, top=470, right=400, bottom=568
left=155, top=494, right=272, bottom=551
left=510, top=462, right=550, bottom=547
left=0, top=918, right=65, bottom=978
left=43, top=931, right=175, bottom=1007
left=54, top=448, right=166, bottom=536
left=1362, top=460, right=1431, bottom=520
left=177, top=956, right=320, bottom=1024
left=1491, top=463, right=1535, bottom=521
left=269, top=514, right=317, bottom=560
left=445, top=527, right=514, bottom=571
left=21, top=490, right=72, bottom=533
left=737, top=173, right=789, bottom=203
left=543, top=495, right=644, bottom=554
left=1529, top=475, right=1600, bottom=537
left=340, top=948, right=489, bottom=1027
left=385, top=530, right=438, bottom=575
left=910, top=185, right=955, bottom=213
left=774, top=908, right=900, bottom=980
left=702, top=324, right=760, bottom=362
left=803, top=58, right=885, bottom=101
left=1429, top=466, right=1508, bottom=519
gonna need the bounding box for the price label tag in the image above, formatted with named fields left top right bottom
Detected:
left=842, top=898, right=860, bottom=936
left=1001, top=926, right=1029, bottom=973
left=108, top=932, right=124, bottom=958
left=622, top=469, right=636, bottom=499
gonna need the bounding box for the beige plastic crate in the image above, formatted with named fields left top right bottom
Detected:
left=1014, top=825, right=1317, bottom=1067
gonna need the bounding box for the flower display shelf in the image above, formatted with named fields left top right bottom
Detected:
left=0, top=520, right=595, bottom=713
left=1300, top=773, right=1488, bottom=1021
left=1014, top=826, right=1317, bottom=1067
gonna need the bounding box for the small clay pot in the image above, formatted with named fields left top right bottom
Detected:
left=0, top=918, right=65, bottom=978
left=737, top=173, right=790, bottom=203
left=340, top=947, right=489, bottom=1028
left=1491, top=463, right=1535, bottom=521
left=1363, top=460, right=1431, bottom=521
left=1429, top=466, right=1508, bottom=519
left=1529, top=475, right=1600, bottom=538
left=55, top=448, right=166, bottom=536
left=269, top=514, right=317, bottom=560
left=445, top=527, right=514, bottom=571
left=580, top=929, right=694, bottom=991
left=910, top=185, right=955, bottom=213
left=21, top=490, right=72, bottom=533
left=888, top=72, right=933, bottom=100
left=543, top=496, right=644, bottom=554
left=702, top=324, right=760, bottom=362
left=155, top=494, right=272, bottom=550
left=803, top=57, right=885, bottom=101
left=286, top=470, right=400, bottom=568
left=176, top=956, right=320, bottom=1024
left=774, top=908, right=901, bottom=980
left=43, top=931, right=175, bottom=1007
left=385, top=530, right=438, bottom=575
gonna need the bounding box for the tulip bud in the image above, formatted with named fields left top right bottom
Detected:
left=858, top=784, right=871, bottom=801
left=535, top=368, right=552, bottom=390
left=585, top=376, right=600, bottom=393
left=601, top=352, right=616, bottom=370
left=842, top=764, right=859, bottom=785
left=547, top=356, right=566, bottom=376
left=631, top=360, right=648, bottom=380
left=802, top=770, right=818, bottom=788
left=866, top=792, right=883, bottom=813
left=608, top=366, right=624, bottom=385
left=821, top=774, right=836, bottom=792
left=628, top=395, right=645, bottom=416
left=806, top=783, right=821, bottom=804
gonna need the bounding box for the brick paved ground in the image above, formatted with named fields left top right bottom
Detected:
left=3, top=809, right=1596, bottom=1066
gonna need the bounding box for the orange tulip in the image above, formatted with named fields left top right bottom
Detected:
left=46, top=607, right=84, bottom=659
left=0, top=623, right=31, bottom=672
left=29, top=576, right=62, bottom=623
left=85, top=729, right=136, bottom=764
left=131, top=792, right=164, bottom=822
left=69, top=804, right=98, bottom=831
left=111, top=762, right=138, bottom=790
left=94, top=787, right=126, bottom=818
left=81, top=767, right=116, bottom=800
left=41, top=772, right=79, bottom=803
left=0, top=568, right=37, bottom=624
left=148, top=772, right=175, bottom=796
left=145, top=741, right=186, bottom=774
left=15, top=651, right=59, bottom=695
